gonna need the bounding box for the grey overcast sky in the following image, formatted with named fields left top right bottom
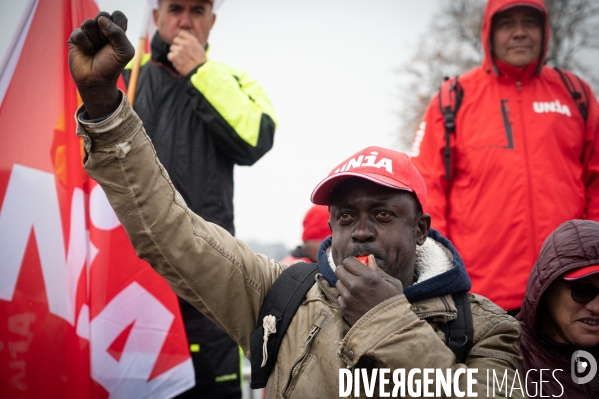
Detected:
left=78, top=0, right=443, bottom=249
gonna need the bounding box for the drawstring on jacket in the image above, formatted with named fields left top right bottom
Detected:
left=261, top=315, right=277, bottom=367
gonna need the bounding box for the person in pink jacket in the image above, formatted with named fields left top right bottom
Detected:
left=411, top=0, right=599, bottom=315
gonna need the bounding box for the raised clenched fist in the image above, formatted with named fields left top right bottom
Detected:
left=68, top=11, right=134, bottom=119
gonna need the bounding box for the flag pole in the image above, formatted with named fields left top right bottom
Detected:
left=127, top=3, right=151, bottom=107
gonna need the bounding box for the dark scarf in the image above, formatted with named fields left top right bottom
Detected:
left=151, top=33, right=175, bottom=70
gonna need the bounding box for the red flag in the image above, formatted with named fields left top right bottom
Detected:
left=0, top=1, right=194, bottom=397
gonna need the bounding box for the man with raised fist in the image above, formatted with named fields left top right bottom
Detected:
left=69, top=12, right=523, bottom=398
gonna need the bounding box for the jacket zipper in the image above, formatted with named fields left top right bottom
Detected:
left=500, top=99, right=515, bottom=149
left=515, top=80, right=538, bottom=267
left=317, top=277, right=339, bottom=304
left=418, top=312, right=455, bottom=321
left=440, top=295, right=452, bottom=312
left=282, top=324, right=322, bottom=398
left=301, top=325, right=320, bottom=347
left=417, top=296, right=456, bottom=321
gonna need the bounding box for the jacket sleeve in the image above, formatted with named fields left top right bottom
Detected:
left=581, top=81, right=599, bottom=220
left=410, top=95, right=451, bottom=236
left=337, top=294, right=524, bottom=398
left=76, top=92, right=281, bottom=357
left=187, top=60, right=277, bottom=166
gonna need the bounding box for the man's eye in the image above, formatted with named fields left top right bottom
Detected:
left=338, top=213, right=354, bottom=222
left=375, top=211, right=392, bottom=220
left=497, top=20, right=514, bottom=30
left=524, top=18, right=540, bottom=28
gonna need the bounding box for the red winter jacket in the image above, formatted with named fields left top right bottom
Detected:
left=410, top=0, right=599, bottom=311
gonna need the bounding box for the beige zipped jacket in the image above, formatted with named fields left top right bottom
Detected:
left=76, top=93, right=525, bottom=398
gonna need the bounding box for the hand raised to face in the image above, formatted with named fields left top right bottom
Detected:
left=167, top=30, right=207, bottom=76
left=335, top=254, right=404, bottom=326
left=68, top=11, right=135, bottom=119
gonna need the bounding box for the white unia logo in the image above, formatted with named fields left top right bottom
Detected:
left=533, top=100, right=571, bottom=117
left=334, top=152, right=393, bottom=174
left=409, top=121, right=427, bottom=158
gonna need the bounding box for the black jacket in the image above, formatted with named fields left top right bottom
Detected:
left=123, top=33, right=276, bottom=234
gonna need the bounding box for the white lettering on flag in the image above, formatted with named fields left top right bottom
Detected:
left=0, top=164, right=86, bottom=325
left=90, top=282, right=189, bottom=398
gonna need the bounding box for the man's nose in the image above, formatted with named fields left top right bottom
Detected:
left=351, top=219, right=375, bottom=242
left=179, top=11, right=192, bottom=28
left=512, top=21, right=527, bottom=38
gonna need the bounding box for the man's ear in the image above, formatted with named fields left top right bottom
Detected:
left=415, top=214, right=431, bottom=246
left=153, top=8, right=159, bottom=26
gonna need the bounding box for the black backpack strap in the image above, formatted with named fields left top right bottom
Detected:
left=438, top=76, right=464, bottom=181
left=554, top=67, right=589, bottom=123
left=439, top=291, right=474, bottom=364
left=249, top=262, right=319, bottom=389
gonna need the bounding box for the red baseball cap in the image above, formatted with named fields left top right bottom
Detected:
left=310, top=146, right=428, bottom=213
left=563, top=265, right=599, bottom=281
left=302, top=205, right=330, bottom=242
left=153, top=0, right=224, bottom=10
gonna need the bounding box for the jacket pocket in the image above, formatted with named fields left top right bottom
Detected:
left=500, top=99, right=514, bottom=149
left=282, top=310, right=330, bottom=399
left=463, top=99, right=515, bottom=151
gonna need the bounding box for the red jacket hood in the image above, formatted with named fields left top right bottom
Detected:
left=482, top=0, right=550, bottom=76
